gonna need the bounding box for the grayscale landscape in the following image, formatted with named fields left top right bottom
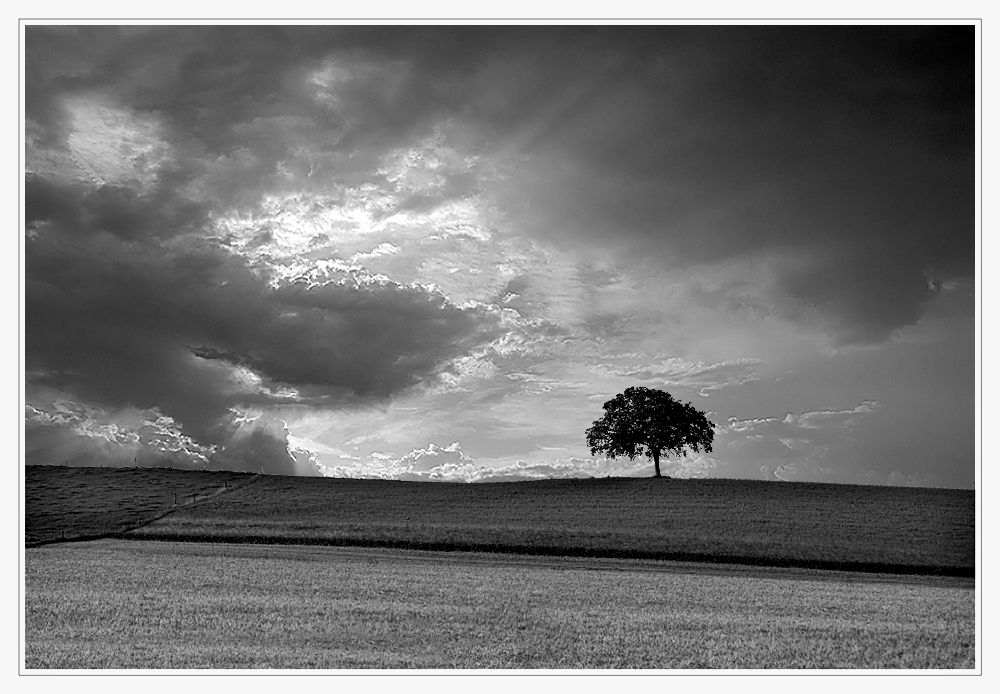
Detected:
left=23, top=22, right=977, bottom=671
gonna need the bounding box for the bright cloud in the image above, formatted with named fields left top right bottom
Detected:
left=23, top=26, right=975, bottom=487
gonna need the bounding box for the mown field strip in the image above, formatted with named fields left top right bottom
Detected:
left=128, top=473, right=974, bottom=574
left=25, top=540, right=974, bottom=670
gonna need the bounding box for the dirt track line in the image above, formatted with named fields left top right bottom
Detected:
left=62, top=539, right=977, bottom=589
left=116, top=529, right=975, bottom=579
left=24, top=474, right=264, bottom=549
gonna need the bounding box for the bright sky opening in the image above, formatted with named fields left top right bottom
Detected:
left=24, top=24, right=975, bottom=487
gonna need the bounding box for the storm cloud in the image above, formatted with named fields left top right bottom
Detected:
left=25, top=27, right=503, bottom=473
left=27, top=26, right=973, bottom=341
left=474, top=27, right=974, bottom=345
left=23, top=24, right=975, bottom=484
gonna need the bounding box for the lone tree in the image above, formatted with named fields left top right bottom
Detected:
left=586, top=386, right=715, bottom=478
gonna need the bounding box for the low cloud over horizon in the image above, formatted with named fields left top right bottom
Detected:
left=24, top=24, right=975, bottom=487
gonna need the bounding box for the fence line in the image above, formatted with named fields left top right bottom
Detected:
left=26, top=474, right=263, bottom=549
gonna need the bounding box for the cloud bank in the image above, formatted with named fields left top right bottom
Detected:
left=24, top=25, right=975, bottom=484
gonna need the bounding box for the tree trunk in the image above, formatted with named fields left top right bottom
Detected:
left=653, top=449, right=661, bottom=478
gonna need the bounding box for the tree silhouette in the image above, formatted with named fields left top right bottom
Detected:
left=586, top=386, right=715, bottom=478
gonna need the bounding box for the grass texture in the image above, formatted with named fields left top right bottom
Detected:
left=24, top=466, right=257, bottom=546
left=124, top=473, right=974, bottom=575
left=24, top=540, right=974, bottom=670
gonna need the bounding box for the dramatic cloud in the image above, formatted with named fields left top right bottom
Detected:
left=23, top=24, right=975, bottom=486
left=499, top=27, right=973, bottom=347
left=24, top=36, right=500, bottom=473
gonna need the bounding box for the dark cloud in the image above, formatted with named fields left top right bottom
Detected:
left=24, top=25, right=515, bottom=473
left=778, top=248, right=938, bottom=345
left=26, top=175, right=209, bottom=241
left=25, top=177, right=495, bottom=472
left=26, top=223, right=489, bottom=399
left=209, top=413, right=312, bottom=477
left=28, top=28, right=973, bottom=328
left=23, top=24, right=975, bottom=477
left=474, top=26, right=975, bottom=344
left=25, top=26, right=510, bottom=206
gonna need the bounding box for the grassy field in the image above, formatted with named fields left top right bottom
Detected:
left=24, top=539, right=974, bottom=670
left=121, top=472, right=974, bottom=574
left=24, top=466, right=257, bottom=546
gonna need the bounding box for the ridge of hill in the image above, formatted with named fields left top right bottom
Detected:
left=25, top=466, right=975, bottom=576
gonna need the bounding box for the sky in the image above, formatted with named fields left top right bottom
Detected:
left=22, top=23, right=977, bottom=487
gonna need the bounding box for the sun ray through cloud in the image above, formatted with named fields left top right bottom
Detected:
left=24, top=24, right=975, bottom=488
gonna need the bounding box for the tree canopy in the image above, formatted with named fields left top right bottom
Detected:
left=585, top=386, right=715, bottom=478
